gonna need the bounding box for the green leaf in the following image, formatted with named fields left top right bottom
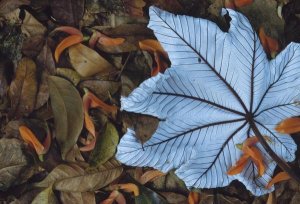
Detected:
left=89, top=122, right=119, bottom=166
left=48, top=76, right=83, bottom=159
left=35, top=159, right=122, bottom=192
left=31, top=185, right=58, bottom=204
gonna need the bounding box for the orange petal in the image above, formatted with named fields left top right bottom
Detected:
left=89, top=31, right=125, bottom=48
left=110, top=183, right=139, bottom=197
left=233, top=0, right=253, bottom=8
left=52, top=26, right=83, bottom=36
left=101, top=190, right=126, bottom=204
left=259, top=27, right=279, bottom=57
left=19, top=125, right=45, bottom=155
left=188, top=191, right=201, bottom=204
left=83, top=93, right=96, bottom=138
left=227, top=154, right=250, bottom=175
left=140, top=170, right=165, bottom=184
left=54, top=34, right=83, bottom=62
left=244, top=146, right=265, bottom=176
left=242, top=136, right=259, bottom=148
left=42, top=125, right=52, bottom=154
left=84, top=88, right=118, bottom=118
left=266, top=172, right=291, bottom=189
left=275, top=117, right=300, bottom=134
left=139, top=39, right=168, bottom=59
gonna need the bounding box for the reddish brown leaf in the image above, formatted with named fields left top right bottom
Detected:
left=54, top=35, right=83, bottom=62
left=275, top=117, right=300, bottom=134
left=259, top=27, right=280, bottom=57
left=188, top=191, right=201, bottom=204
left=266, top=172, right=291, bottom=189
left=234, top=0, right=253, bottom=8
left=139, top=39, right=168, bottom=58
left=123, top=0, right=146, bottom=16
left=243, top=146, right=265, bottom=176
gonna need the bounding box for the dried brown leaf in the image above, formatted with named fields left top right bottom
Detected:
left=9, top=58, right=38, bottom=118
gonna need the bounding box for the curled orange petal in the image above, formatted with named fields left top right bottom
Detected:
left=54, top=34, right=83, bottom=62
left=266, top=172, right=291, bottom=189
left=259, top=27, right=279, bottom=57
left=244, top=146, right=265, bottom=176
left=110, top=183, right=139, bottom=196
left=139, top=39, right=168, bottom=59
left=276, top=117, right=300, bottom=134
left=188, top=191, right=201, bottom=204
left=84, top=88, right=118, bottom=118
left=101, top=190, right=126, bottom=204
left=83, top=93, right=96, bottom=138
left=89, top=31, right=125, bottom=48
left=19, top=125, right=45, bottom=155
left=52, top=26, right=83, bottom=36
left=227, top=154, right=250, bottom=175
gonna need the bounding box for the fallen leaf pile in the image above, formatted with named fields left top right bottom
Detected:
left=1, top=0, right=300, bottom=203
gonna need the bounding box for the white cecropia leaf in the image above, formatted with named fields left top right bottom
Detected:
left=116, top=6, right=300, bottom=196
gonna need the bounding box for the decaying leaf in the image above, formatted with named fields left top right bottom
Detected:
left=123, top=0, right=146, bottom=16
left=109, top=183, right=140, bottom=196
left=48, top=76, right=83, bottom=159
left=188, top=191, right=201, bottom=204
left=56, top=68, right=82, bottom=86
left=50, top=0, right=85, bottom=27
left=31, top=185, right=58, bottom=204
left=116, top=7, right=300, bottom=196
left=60, top=192, right=96, bottom=204
left=0, top=0, right=30, bottom=15
left=69, top=43, right=116, bottom=77
left=140, top=170, right=165, bottom=184
left=36, top=41, right=56, bottom=75
left=100, top=190, right=126, bottom=204
left=0, top=138, right=30, bottom=190
left=9, top=58, right=38, bottom=118
left=35, top=159, right=123, bottom=192
left=34, top=71, right=50, bottom=110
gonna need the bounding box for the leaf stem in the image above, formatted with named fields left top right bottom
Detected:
left=250, top=121, right=300, bottom=184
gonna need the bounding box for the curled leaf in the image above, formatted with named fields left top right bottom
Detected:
left=275, top=117, right=300, bottom=134
left=266, top=172, right=291, bottom=189
left=54, top=35, right=83, bottom=62
left=188, top=191, right=201, bottom=204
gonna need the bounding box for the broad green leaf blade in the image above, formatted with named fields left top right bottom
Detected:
left=48, top=76, right=83, bottom=159
left=117, top=6, right=300, bottom=196
left=89, top=122, right=119, bottom=167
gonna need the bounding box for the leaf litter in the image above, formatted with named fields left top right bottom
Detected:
left=1, top=0, right=300, bottom=203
